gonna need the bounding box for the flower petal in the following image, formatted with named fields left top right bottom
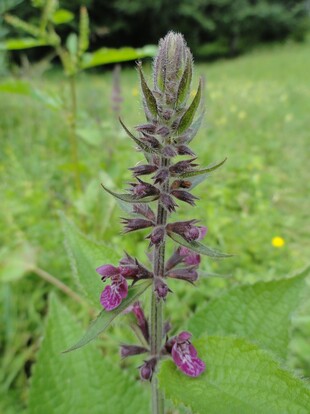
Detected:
left=96, top=264, right=120, bottom=279
left=100, top=285, right=122, bottom=311
left=171, top=341, right=205, bottom=377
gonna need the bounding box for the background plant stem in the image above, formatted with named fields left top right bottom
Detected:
left=151, top=157, right=169, bottom=414
left=68, top=74, right=82, bottom=193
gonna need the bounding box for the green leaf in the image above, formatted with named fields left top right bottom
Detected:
left=137, top=62, right=158, bottom=118
left=119, top=118, right=160, bottom=154
left=159, top=336, right=310, bottom=414
left=0, top=79, right=32, bottom=95
left=0, top=38, right=47, bottom=50
left=177, top=77, right=202, bottom=134
left=101, top=184, right=159, bottom=204
left=51, top=9, right=74, bottom=24
left=64, top=280, right=152, bottom=352
left=188, top=270, right=308, bottom=359
left=168, top=232, right=232, bottom=258
left=28, top=295, right=150, bottom=414
left=30, top=87, right=63, bottom=110
left=81, top=45, right=156, bottom=69
left=176, top=56, right=192, bottom=106
left=66, top=33, right=78, bottom=57
left=180, top=157, right=227, bottom=178
left=60, top=213, right=120, bottom=307
left=0, top=243, right=36, bottom=282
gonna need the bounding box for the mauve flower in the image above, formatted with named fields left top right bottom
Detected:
left=171, top=331, right=205, bottom=377
left=96, top=264, right=120, bottom=281
left=179, top=247, right=201, bottom=266
left=100, top=274, right=128, bottom=311
left=167, top=220, right=207, bottom=242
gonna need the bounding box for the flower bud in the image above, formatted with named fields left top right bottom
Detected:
left=148, top=226, right=165, bottom=246
left=139, top=358, right=157, bottom=381
left=153, top=32, right=193, bottom=107
left=120, top=344, right=148, bottom=359
left=130, top=164, right=158, bottom=177
left=171, top=190, right=198, bottom=206
left=154, top=278, right=171, bottom=300
left=121, top=218, right=154, bottom=233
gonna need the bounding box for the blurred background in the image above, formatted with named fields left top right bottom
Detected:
left=1, top=1, right=310, bottom=413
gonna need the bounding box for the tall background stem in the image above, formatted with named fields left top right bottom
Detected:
left=151, top=157, right=169, bottom=414
left=68, top=74, right=82, bottom=193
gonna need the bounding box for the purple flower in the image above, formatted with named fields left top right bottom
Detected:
left=167, top=267, right=198, bottom=284
left=96, top=264, right=120, bottom=281
left=167, top=220, right=207, bottom=242
left=171, top=331, right=205, bottom=377
left=121, top=217, right=154, bottom=233
left=132, top=301, right=149, bottom=342
left=179, top=247, right=201, bottom=266
left=100, top=274, right=128, bottom=311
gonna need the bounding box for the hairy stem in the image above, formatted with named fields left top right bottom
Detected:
left=151, top=157, right=169, bottom=414
left=32, top=266, right=85, bottom=305
left=68, top=74, right=82, bottom=193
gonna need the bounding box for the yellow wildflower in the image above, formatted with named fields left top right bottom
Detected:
left=272, top=237, right=285, bottom=248
left=132, top=87, right=139, bottom=97
left=238, top=111, right=246, bottom=120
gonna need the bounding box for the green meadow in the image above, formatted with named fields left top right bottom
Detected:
left=1, top=40, right=309, bottom=412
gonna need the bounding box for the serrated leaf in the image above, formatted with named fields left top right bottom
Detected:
left=101, top=184, right=159, bottom=204
left=60, top=213, right=120, bottom=307
left=51, top=8, right=74, bottom=24
left=188, top=271, right=308, bottom=358
left=180, top=157, right=227, bottom=179
left=0, top=38, right=47, bottom=50
left=81, top=45, right=156, bottom=69
left=119, top=118, right=160, bottom=154
left=168, top=232, right=232, bottom=258
left=28, top=295, right=150, bottom=414
left=137, top=63, right=158, bottom=118
left=159, top=336, right=310, bottom=414
left=64, top=280, right=152, bottom=352
left=177, top=78, right=202, bottom=134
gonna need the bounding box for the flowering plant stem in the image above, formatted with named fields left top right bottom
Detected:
left=151, top=157, right=170, bottom=414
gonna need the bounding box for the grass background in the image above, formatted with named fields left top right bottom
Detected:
left=0, top=40, right=309, bottom=412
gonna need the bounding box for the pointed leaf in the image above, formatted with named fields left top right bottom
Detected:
left=101, top=184, right=159, bottom=204
left=0, top=38, right=47, bottom=50
left=61, top=213, right=120, bottom=307
left=28, top=295, right=150, bottom=414
left=177, top=78, right=202, bottom=134
left=176, top=56, right=192, bottom=106
left=51, top=8, right=74, bottom=24
left=137, top=62, right=158, bottom=118
left=159, top=336, right=310, bottom=414
left=180, top=157, right=227, bottom=178
left=119, top=118, right=160, bottom=155
left=188, top=270, right=308, bottom=358
left=81, top=45, right=156, bottom=69
left=64, top=280, right=152, bottom=352
left=168, top=232, right=232, bottom=258
left=78, top=6, right=89, bottom=57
